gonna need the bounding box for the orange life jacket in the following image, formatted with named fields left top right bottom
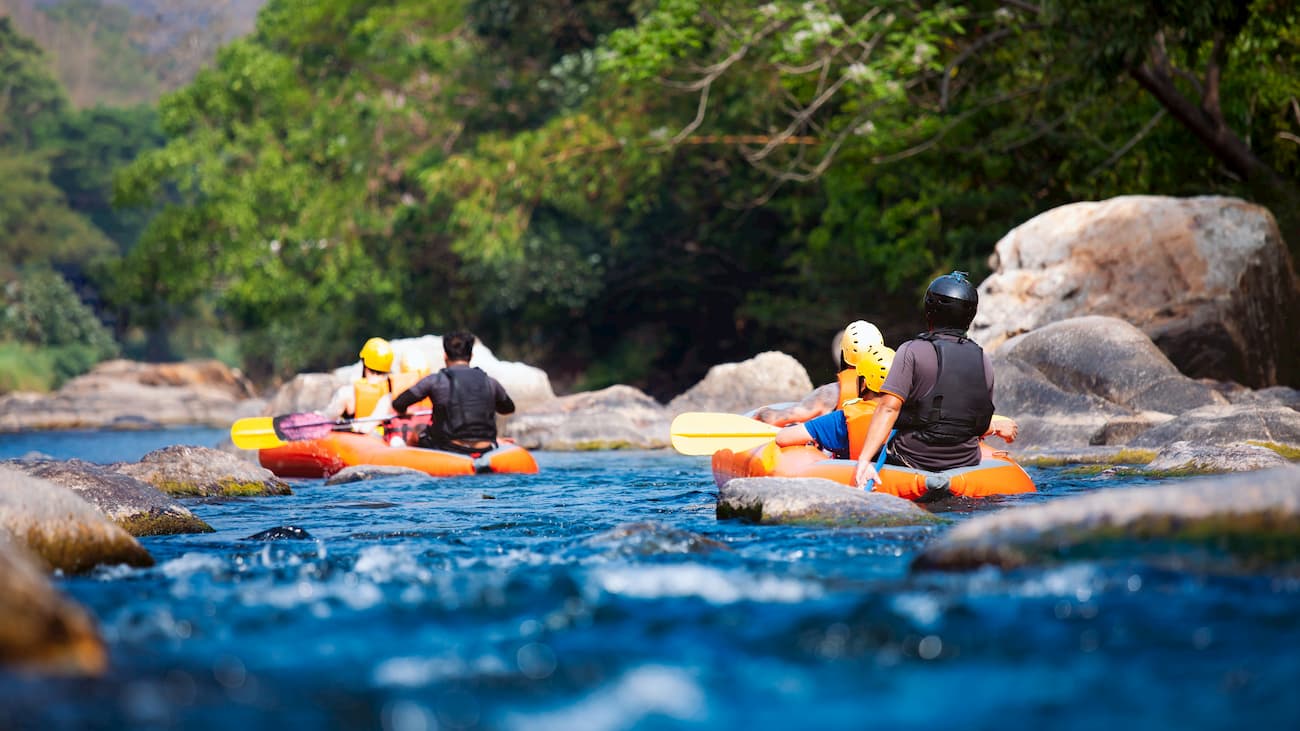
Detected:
left=843, top=397, right=879, bottom=460
left=387, top=372, right=432, bottom=411
left=836, top=368, right=860, bottom=409
left=352, top=377, right=392, bottom=419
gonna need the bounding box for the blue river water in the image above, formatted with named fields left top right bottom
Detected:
left=1, top=428, right=1298, bottom=730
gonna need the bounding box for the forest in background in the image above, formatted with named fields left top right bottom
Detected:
left=1, top=0, right=1297, bottom=399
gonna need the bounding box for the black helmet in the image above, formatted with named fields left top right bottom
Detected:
left=923, top=271, right=978, bottom=330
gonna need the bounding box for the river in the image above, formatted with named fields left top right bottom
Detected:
left=1, top=429, right=1297, bottom=730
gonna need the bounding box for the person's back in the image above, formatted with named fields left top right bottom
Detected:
left=392, top=331, right=515, bottom=454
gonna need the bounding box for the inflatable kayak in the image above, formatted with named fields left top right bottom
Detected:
left=259, top=431, right=539, bottom=479
left=712, top=440, right=1034, bottom=500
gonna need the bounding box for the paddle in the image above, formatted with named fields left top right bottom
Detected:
left=669, top=412, right=780, bottom=456
left=864, top=429, right=897, bottom=490
left=230, top=411, right=430, bottom=450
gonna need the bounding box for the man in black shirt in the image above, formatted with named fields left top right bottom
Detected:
left=392, top=331, right=516, bottom=454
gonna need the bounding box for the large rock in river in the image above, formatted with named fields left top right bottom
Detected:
left=0, top=466, right=154, bottom=572
left=504, top=385, right=670, bottom=450
left=3, top=459, right=213, bottom=535
left=110, top=445, right=291, bottom=498
left=0, top=536, right=106, bottom=675
left=913, top=466, right=1300, bottom=571
left=0, top=359, right=265, bottom=432
left=718, top=477, right=943, bottom=527
left=1128, top=404, right=1300, bottom=450
left=668, top=352, right=813, bottom=415
left=1145, top=441, right=1291, bottom=474
left=992, top=316, right=1224, bottom=448
left=970, top=196, right=1299, bottom=388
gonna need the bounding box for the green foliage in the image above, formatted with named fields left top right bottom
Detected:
left=0, top=267, right=119, bottom=391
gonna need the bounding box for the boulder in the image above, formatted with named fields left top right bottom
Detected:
left=717, top=477, right=944, bottom=527
left=667, top=352, right=814, bottom=416
left=913, top=466, right=1300, bottom=571
left=970, top=196, right=1299, bottom=387
left=0, top=466, right=154, bottom=572
left=2, top=459, right=213, bottom=535
left=1129, top=404, right=1300, bottom=450
left=263, top=373, right=345, bottom=416
left=1146, top=441, right=1291, bottom=474
left=992, top=316, right=1224, bottom=448
left=0, top=536, right=106, bottom=675
left=504, top=385, right=670, bottom=450
left=0, top=359, right=265, bottom=432
left=110, top=445, right=291, bottom=498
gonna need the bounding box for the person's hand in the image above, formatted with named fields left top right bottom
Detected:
left=989, top=416, right=1018, bottom=444
left=853, top=458, right=880, bottom=488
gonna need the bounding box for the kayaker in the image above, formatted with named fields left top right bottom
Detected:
left=392, top=330, right=516, bottom=454
left=852, top=271, right=1016, bottom=487
left=774, top=343, right=895, bottom=459
left=754, top=320, right=883, bottom=427
left=321, top=337, right=398, bottom=434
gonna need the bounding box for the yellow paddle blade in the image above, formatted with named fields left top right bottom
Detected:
left=229, top=417, right=285, bottom=450
left=669, top=412, right=780, bottom=456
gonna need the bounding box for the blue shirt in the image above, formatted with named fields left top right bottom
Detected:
left=804, top=410, right=850, bottom=459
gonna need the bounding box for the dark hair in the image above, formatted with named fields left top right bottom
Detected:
left=923, top=271, right=979, bottom=330
left=443, top=330, right=476, bottom=362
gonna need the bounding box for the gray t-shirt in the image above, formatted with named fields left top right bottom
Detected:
left=878, top=334, right=993, bottom=470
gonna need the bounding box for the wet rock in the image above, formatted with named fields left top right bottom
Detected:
left=3, top=459, right=213, bottom=536
left=1146, top=441, right=1290, bottom=474
left=992, top=317, right=1224, bottom=448
left=668, top=352, right=814, bottom=416
left=0, top=536, right=106, bottom=676
left=504, top=385, right=670, bottom=450
left=244, top=526, right=314, bottom=541
left=110, top=445, right=291, bottom=498
left=913, top=466, right=1300, bottom=571
left=326, top=464, right=430, bottom=485
left=0, top=466, right=154, bottom=572
left=585, top=521, right=730, bottom=556
left=971, top=195, right=1299, bottom=387
left=1128, top=404, right=1300, bottom=450
left=0, top=359, right=265, bottom=432
left=718, top=477, right=944, bottom=527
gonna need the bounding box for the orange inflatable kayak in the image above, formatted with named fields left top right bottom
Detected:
left=712, top=441, right=1034, bottom=500
left=260, top=431, right=539, bottom=479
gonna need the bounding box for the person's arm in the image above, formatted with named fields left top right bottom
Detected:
left=493, top=379, right=515, bottom=415
left=775, top=423, right=814, bottom=447
left=320, top=384, right=354, bottom=420
left=852, top=393, right=903, bottom=487
left=392, top=375, right=432, bottom=415
left=754, top=382, right=839, bottom=425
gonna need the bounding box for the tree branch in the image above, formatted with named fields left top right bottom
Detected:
left=1085, top=108, right=1167, bottom=178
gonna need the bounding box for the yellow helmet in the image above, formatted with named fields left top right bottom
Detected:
left=857, top=345, right=895, bottom=393
left=840, top=320, right=883, bottom=366
left=359, top=337, right=394, bottom=373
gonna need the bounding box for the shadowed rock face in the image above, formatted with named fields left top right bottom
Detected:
left=110, top=445, right=291, bottom=498
left=3, top=459, right=212, bottom=536
left=0, top=537, right=107, bottom=676
left=718, top=477, right=945, bottom=527
left=505, top=385, right=670, bottom=451
left=0, top=467, right=154, bottom=573
left=992, top=316, right=1226, bottom=448
left=668, top=352, right=814, bottom=416
left=913, top=466, right=1300, bottom=571
left=971, top=195, right=1299, bottom=388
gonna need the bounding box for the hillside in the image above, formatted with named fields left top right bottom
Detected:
left=0, top=0, right=264, bottom=106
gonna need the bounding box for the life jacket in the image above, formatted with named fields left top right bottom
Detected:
left=843, top=397, right=879, bottom=460
left=894, top=330, right=995, bottom=445
left=433, top=366, right=498, bottom=443
left=836, top=368, right=860, bottom=409
left=352, top=377, right=393, bottom=419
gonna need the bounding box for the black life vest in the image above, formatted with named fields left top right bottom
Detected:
left=894, top=329, right=995, bottom=445
left=432, top=366, right=498, bottom=443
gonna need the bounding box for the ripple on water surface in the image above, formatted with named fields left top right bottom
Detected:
left=0, top=444, right=1297, bottom=730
